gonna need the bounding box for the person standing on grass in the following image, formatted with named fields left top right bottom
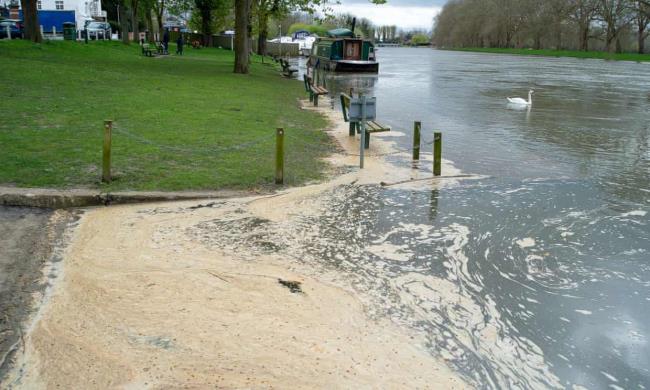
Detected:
left=163, top=28, right=170, bottom=54
left=176, top=34, right=184, bottom=55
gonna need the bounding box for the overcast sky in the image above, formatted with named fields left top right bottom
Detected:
left=322, top=0, right=447, bottom=30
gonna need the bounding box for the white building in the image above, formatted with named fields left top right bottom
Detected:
left=35, top=0, right=105, bottom=31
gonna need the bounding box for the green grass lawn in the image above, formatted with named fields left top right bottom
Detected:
left=448, top=47, right=650, bottom=62
left=0, top=40, right=334, bottom=191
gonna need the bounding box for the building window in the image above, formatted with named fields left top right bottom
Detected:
left=55, top=1, right=64, bottom=9
left=37, top=1, right=42, bottom=9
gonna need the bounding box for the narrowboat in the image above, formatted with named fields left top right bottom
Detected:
left=309, top=23, right=378, bottom=73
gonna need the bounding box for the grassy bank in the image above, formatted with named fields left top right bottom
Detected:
left=0, top=40, right=333, bottom=191
left=449, top=47, right=650, bottom=62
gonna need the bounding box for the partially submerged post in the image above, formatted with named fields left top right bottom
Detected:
left=275, top=128, right=284, bottom=184
left=359, top=95, right=366, bottom=169
left=412, top=121, right=421, bottom=160
left=433, top=132, right=442, bottom=176
left=102, top=120, right=113, bottom=183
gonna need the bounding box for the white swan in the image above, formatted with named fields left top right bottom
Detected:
left=507, top=90, right=534, bottom=106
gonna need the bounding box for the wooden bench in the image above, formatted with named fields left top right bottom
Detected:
left=142, top=43, right=155, bottom=57
left=340, top=92, right=390, bottom=149
left=303, top=74, right=328, bottom=107
left=278, top=58, right=297, bottom=77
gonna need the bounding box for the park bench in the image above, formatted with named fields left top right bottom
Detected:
left=340, top=92, right=390, bottom=149
left=278, top=58, right=298, bottom=78
left=141, top=43, right=156, bottom=57
left=303, top=74, right=328, bottom=107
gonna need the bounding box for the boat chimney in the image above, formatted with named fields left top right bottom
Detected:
left=351, top=17, right=356, bottom=36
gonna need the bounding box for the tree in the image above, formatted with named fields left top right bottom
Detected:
left=410, top=33, right=430, bottom=46
left=568, top=0, right=600, bottom=51
left=633, top=0, right=650, bottom=52
left=234, top=0, right=251, bottom=73
left=130, top=0, right=141, bottom=42
left=153, top=0, right=166, bottom=33
left=598, top=0, right=634, bottom=53
left=20, top=0, right=41, bottom=43
left=120, top=0, right=132, bottom=43
left=195, top=0, right=216, bottom=46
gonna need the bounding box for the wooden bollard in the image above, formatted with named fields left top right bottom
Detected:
left=275, top=128, right=284, bottom=184
left=102, top=120, right=112, bottom=183
left=412, top=121, right=421, bottom=160
left=433, top=132, right=442, bottom=176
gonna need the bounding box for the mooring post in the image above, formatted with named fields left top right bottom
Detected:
left=359, top=96, right=366, bottom=169
left=102, top=120, right=113, bottom=183
left=433, top=132, right=442, bottom=176
left=275, top=128, right=284, bottom=184
left=412, top=121, right=421, bottom=160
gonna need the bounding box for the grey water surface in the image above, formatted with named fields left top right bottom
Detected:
left=297, top=48, right=650, bottom=389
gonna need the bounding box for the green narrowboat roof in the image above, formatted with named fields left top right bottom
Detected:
left=327, top=28, right=355, bottom=38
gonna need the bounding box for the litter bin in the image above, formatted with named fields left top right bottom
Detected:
left=63, top=22, right=76, bottom=41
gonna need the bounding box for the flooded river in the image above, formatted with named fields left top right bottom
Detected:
left=293, top=49, right=650, bottom=388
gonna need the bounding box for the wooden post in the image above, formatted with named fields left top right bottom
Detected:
left=275, top=128, right=284, bottom=184
left=359, top=96, right=366, bottom=169
left=412, top=121, right=421, bottom=160
left=433, top=132, right=442, bottom=176
left=102, top=120, right=113, bottom=183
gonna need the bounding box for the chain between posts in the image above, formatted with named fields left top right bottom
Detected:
left=111, top=125, right=275, bottom=156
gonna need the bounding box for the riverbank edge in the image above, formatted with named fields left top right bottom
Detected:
left=442, top=47, right=650, bottom=62
left=2, top=98, right=470, bottom=389
left=0, top=186, right=265, bottom=209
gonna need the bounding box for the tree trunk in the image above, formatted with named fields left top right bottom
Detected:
left=146, top=10, right=154, bottom=42
left=639, top=25, right=646, bottom=54
left=157, top=12, right=163, bottom=38
left=247, top=0, right=253, bottom=60
left=234, top=0, right=250, bottom=74
left=606, top=27, right=616, bottom=53
left=121, top=2, right=130, bottom=43
left=200, top=7, right=212, bottom=47
left=131, top=3, right=139, bottom=43
left=20, top=0, right=42, bottom=43
left=156, top=0, right=164, bottom=37
left=257, top=12, right=268, bottom=55
left=579, top=24, right=589, bottom=51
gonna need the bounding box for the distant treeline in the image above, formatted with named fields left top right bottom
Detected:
left=433, top=0, right=650, bottom=53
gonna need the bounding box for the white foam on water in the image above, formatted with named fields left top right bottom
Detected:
left=600, top=371, right=619, bottom=382
left=517, top=238, right=536, bottom=248
left=575, top=309, right=593, bottom=315
left=620, top=210, right=647, bottom=217
left=366, top=242, right=412, bottom=262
